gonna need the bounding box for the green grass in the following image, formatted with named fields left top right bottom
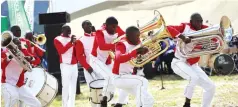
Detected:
left=2, top=75, right=238, bottom=107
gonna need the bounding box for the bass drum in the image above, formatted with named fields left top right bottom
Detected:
left=24, top=68, right=58, bottom=107
left=208, top=54, right=235, bottom=75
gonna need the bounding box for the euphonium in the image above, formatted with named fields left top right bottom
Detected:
left=109, top=10, right=172, bottom=67
left=177, top=16, right=233, bottom=58
left=1, top=31, right=32, bottom=71
left=35, top=34, right=47, bottom=45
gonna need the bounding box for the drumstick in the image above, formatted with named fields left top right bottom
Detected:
left=90, top=74, right=95, bottom=80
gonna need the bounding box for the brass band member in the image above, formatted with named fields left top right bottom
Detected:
left=168, top=13, right=216, bottom=107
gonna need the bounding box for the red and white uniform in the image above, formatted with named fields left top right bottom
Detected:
left=112, top=40, right=154, bottom=107
left=54, top=34, right=78, bottom=107
left=1, top=49, right=41, bottom=107
left=89, top=26, right=125, bottom=97
left=76, top=33, right=103, bottom=85
left=29, top=44, right=45, bottom=58
left=168, top=23, right=215, bottom=107
left=20, top=38, right=44, bottom=61
left=75, top=32, right=104, bottom=107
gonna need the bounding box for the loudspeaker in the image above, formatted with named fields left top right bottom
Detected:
left=44, top=24, right=63, bottom=95
left=44, top=24, right=63, bottom=73
left=39, top=12, right=70, bottom=25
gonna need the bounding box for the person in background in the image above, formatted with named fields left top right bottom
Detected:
left=153, top=38, right=175, bottom=74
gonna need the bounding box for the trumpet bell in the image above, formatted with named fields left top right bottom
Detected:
left=35, top=34, right=47, bottom=45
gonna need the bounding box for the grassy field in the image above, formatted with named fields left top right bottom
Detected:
left=2, top=74, right=238, bottom=107
left=50, top=74, right=238, bottom=107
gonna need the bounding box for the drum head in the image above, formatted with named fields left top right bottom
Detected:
left=89, top=79, right=105, bottom=89
left=24, top=68, right=46, bottom=96
left=214, top=54, right=234, bottom=75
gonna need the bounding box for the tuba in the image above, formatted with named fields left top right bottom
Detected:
left=1, top=31, right=32, bottom=71
left=177, top=16, right=233, bottom=58
left=109, top=10, right=172, bottom=67
left=35, top=34, right=47, bottom=45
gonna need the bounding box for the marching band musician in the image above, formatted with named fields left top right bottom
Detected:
left=167, top=13, right=216, bottom=107
left=25, top=31, right=45, bottom=58
left=75, top=20, right=103, bottom=107
left=54, top=25, right=78, bottom=107
left=10, top=26, right=31, bottom=51
left=112, top=26, right=154, bottom=107
left=76, top=20, right=97, bottom=87
left=1, top=38, right=41, bottom=107
left=10, top=26, right=41, bottom=67
left=90, top=17, right=127, bottom=107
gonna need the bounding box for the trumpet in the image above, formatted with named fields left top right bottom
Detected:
left=35, top=34, right=47, bottom=45
left=109, top=10, right=171, bottom=67
left=177, top=16, right=233, bottom=58
left=1, top=31, right=32, bottom=72
left=27, top=34, right=46, bottom=52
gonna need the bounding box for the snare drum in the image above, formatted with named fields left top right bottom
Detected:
left=208, top=54, right=235, bottom=75
left=89, top=79, right=113, bottom=104
left=24, top=68, right=58, bottom=107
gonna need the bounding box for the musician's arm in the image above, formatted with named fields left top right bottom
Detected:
left=96, top=30, right=115, bottom=51
left=54, top=38, right=73, bottom=54
left=167, top=23, right=186, bottom=38
left=1, top=51, right=10, bottom=70
left=75, top=40, right=91, bottom=70
left=34, top=45, right=45, bottom=57
left=117, top=26, right=125, bottom=36
left=114, top=42, right=137, bottom=63
left=22, top=49, right=41, bottom=66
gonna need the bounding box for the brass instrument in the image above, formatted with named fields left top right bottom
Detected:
left=35, top=34, right=47, bottom=45
left=28, top=34, right=46, bottom=52
left=1, top=31, right=32, bottom=72
left=178, top=16, right=233, bottom=58
left=109, top=10, right=171, bottom=67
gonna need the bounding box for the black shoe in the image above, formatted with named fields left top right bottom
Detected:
left=183, top=103, right=190, bottom=107
left=101, top=96, right=107, bottom=107
left=114, top=103, right=123, bottom=107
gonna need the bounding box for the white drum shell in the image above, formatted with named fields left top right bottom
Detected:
left=24, top=68, right=58, bottom=107
left=89, top=79, right=112, bottom=104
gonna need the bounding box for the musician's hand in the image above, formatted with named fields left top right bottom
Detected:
left=183, top=37, right=191, bottom=44
left=24, top=56, right=33, bottom=61
left=8, top=55, right=13, bottom=59
left=71, top=35, right=76, bottom=44
left=136, top=47, right=149, bottom=55
left=87, top=67, right=93, bottom=74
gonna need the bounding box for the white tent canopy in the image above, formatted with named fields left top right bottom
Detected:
left=68, top=0, right=238, bottom=37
